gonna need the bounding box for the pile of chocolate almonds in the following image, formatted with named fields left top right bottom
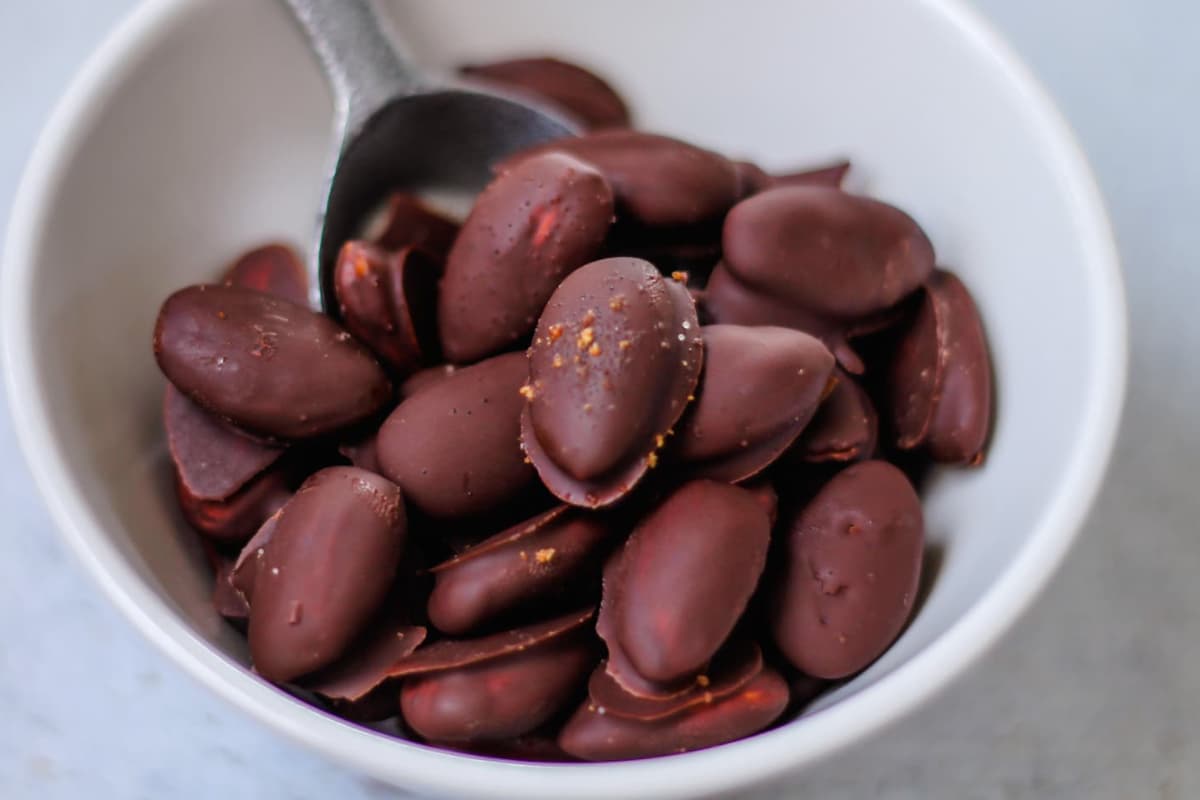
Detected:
left=152, top=56, right=992, bottom=762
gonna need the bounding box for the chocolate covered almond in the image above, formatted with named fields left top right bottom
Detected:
left=723, top=186, right=934, bottom=320
left=587, top=640, right=763, bottom=722
left=334, top=241, right=440, bottom=375
left=222, top=243, right=309, bottom=306
left=889, top=269, right=992, bottom=465
left=154, top=285, right=391, bottom=440
left=558, top=666, right=788, bottom=761
left=501, top=130, right=740, bottom=228
left=460, top=56, right=631, bottom=130
left=676, top=325, right=835, bottom=482
left=601, top=481, right=770, bottom=685
left=771, top=461, right=924, bottom=679
left=175, top=463, right=291, bottom=544
left=164, top=384, right=284, bottom=502
left=401, top=631, right=596, bottom=743
left=439, top=152, right=614, bottom=363
left=248, top=467, right=406, bottom=683
left=377, top=352, right=541, bottom=520
left=428, top=506, right=612, bottom=635
left=792, top=369, right=878, bottom=463
left=704, top=261, right=891, bottom=375
left=369, top=191, right=460, bottom=257
left=521, top=257, right=703, bottom=507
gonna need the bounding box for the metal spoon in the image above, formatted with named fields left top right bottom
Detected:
left=280, top=0, right=578, bottom=310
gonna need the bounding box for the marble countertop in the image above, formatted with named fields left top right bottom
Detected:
left=2, top=1, right=1198, bottom=798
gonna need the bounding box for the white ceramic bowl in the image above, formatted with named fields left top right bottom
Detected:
left=3, top=0, right=1125, bottom=797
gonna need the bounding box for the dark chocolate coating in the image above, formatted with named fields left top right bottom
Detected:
left=175, top=463, right=291, bottom=544
left=376, top=352, right=540, bottom=520
left=558, top=666, right=789, bottom=761
left=606, top=481, right=770, bottom=684
left=164, top=384, right=284, bottom=501
left=385, top=607, right=594, bottom=679
left=371, top=192, right=460, bottom=258
left=154, top=285, right=392, bottom=440
left=521, top=257, right=703, bottom=507
left=334, top=241, right=440, bottom=375
left=722, top=186, right=934, bottom=320
left=401, top=632, right=596, bottom=743
left=676, top=325, right=835, bottom=482
left=771, top=460, right=924, bottom=679
left=428, top=506, right=612, bottom=635
left=890, top=270, right=992, bottom=464
left=439, top=152, right=614, bottom=363
left=222, top=243, right=308, bottom=306
left=460, top=56, right=631, bottom=130
left=248, top=467, right=406, bottom=683
left=792, top=369, right=878, bottom=463
left=501, top=130, right=739, bottom=229
left=306, top=616, right=427, bottom=702
left=588, top=640, right=762, bottom=722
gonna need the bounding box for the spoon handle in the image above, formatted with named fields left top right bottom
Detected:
left=279, top=0, right=424, bottom=134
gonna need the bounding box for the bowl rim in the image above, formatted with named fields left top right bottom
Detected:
left=1, top=0, right=1127, bottom=797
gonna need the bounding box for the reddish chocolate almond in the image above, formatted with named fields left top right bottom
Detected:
left=385, top=607, right=594, bottom=679
left=558, top=666, right=789, bottom=761
left=164, top=384, right=285, bottom=501
left=175, top=464, right=291, bottom=544
left=461, top=57, right=630, bottom=130
left=306, top=616, right=427, bottom=702
left=248, top=467, right=406, bottom=683
left=588, top=640, right=763, bottom=722
left=604, top=481, right=770, bottom=685
left=500, top=130, right=739, bottom=229
left=676, top=325, right=835, bottom=482
left=428, top=506, right=613, bottom=635
left=521, top=257, right=703, bottom=507
left=222, top=243, right=309, bottom=306
left=793, top=369, right=878, bottom=463
left=377, top=352, right=541, bottom=520
left=334, top=241, right=441, bottom=375
left=723, top=186, right=934, bottom=320
left=154, top=285, right=392, bottom=440
left=595, top=551, right=697, bottom=701
left=890, top=270, right=992, bottom=464
left=369, top=192, right=460, bottom=257
left=438, top=152, right=614, bottom=363
left=402, top=631, right=596, bottom=743
left=771, top=461, right=924, bottom=679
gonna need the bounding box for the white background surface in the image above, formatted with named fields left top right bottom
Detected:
left=1, top=1, right=1197, bottom=798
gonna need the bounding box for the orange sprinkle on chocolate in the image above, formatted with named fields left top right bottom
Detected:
left=588, top=342, right=602, bottom=357
left=577, top=326, right=595, bottom=350
left=518, top=384, right=536, bottom=400
left=535, top=547, right=556, bottom=564
left=547, top=323, right=564, bottom=341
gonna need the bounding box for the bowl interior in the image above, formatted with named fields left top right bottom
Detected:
left=4, top=0, right=1121, bottom=797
